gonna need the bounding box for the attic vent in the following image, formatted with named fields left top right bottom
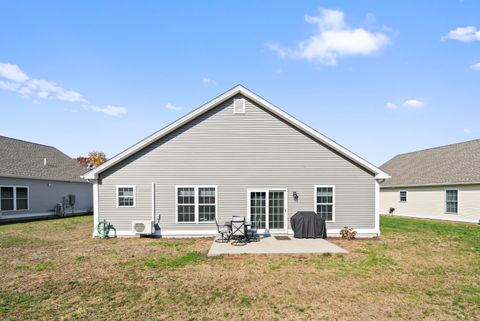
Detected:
left=233, top=98, right=245, bottom=114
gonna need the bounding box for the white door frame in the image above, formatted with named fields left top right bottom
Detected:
left=247, top=188, right=288, bottom=234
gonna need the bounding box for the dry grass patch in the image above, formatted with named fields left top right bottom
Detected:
left=0, top=215, right=478, bottom=320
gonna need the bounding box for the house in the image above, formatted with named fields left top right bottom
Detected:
left=0, top=136, right=93, bottom=221
left=83, top=85, right=390, bottom=237
left=380, top=139, right=480, bottom=224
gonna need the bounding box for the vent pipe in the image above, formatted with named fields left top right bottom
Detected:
left=44, top=158, right=47, bottom=166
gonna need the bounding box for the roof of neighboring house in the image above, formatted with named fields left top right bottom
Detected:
left=84, top=85, right=389, bottom=180
left=0, top=136, right=89, bottom=183
left=380, top=139, right=480, bottom=188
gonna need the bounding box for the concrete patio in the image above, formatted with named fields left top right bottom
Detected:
left=207, top=236, right=348, bottom=257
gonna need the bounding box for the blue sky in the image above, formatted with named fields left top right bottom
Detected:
left=1, top=1, right=479, bottom=166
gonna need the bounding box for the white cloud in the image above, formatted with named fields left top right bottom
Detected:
left=385, top=102, right=398, bottom=110
left=0, top=63, right=29, bottom=82
left=268, top=8, right=390, bottom=65
left=0, top=62, right=127, bottom=117
left=164, top=102, right=182, bottom=111
left=403, top=99, right=425, bottom=108
left=443, top=26, right=480, bottom=42
left=463, top=128, right=472, bottom=133
left=266, top=42, right=288, bottom=58
left=90, top=105, right=127, bottom=117
left=471, top=62, right=480, bottom=71
left=0, top=63, right=87, bottom=103
left=202, top=77, right=217, bottom=86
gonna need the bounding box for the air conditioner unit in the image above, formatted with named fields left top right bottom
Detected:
left=132, top=220, right=154, bottom=235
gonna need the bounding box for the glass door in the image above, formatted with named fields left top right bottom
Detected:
left=248, top=189, right=286, bottom=233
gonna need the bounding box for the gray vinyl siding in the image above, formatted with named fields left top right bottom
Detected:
left=0, top=176, right=93, bottom=217
left=98, top=94, right=376, bottom=233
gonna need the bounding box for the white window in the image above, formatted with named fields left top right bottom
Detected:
left=315, top=185, right=335, bottom=222
left=117, top=186, right=135, bottom=207
left=177, top=186, right=217, bottom=223
left=1, top=186, right=29, bottom=211
left=233, top=98, right=246, bottom=114
left=446, top=189, right=458, bottom=214
left=399, top=190, right=408, bottom=202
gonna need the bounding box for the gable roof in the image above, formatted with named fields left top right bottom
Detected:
left=84, top=85, right=389, bottom=180
left=0, top=136, right=89, bottom=183
left=380, top=139, right=480, bottom=188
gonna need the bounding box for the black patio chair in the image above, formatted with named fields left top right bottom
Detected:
left=215, top=218, right=230, bottom=243
left=230, top=219, right=247, bottom=246
left=246, top=216, right=261, bottom=242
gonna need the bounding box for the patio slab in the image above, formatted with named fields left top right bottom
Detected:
left=207, top=236, right=348, bottom=257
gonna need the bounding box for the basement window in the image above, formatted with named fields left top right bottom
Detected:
left=233, top=98, right=246, bottom=114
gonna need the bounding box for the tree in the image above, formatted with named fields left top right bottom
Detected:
left=88, top=151, right=107, bottom=168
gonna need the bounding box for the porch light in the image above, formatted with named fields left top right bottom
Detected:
left=293, top=191, right=298, bottom=201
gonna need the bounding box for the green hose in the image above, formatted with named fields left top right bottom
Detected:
left=97, top=219, right=111, bottom=239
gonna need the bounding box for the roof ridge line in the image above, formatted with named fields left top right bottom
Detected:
left=395, top=138, right=480, bottom=157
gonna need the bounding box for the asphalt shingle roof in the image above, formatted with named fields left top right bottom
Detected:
left=0, top=136, right=89, bottom=183
left=380, top=139, right=480, bottom=188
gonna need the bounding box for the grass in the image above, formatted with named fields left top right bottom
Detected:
left=0, top=215, right=478, bottom=320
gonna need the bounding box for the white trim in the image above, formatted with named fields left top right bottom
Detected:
left=399, top=190, right=408, bottom=203
left=247, top=188, right=288, bottom=233
left=93, top=181, right=99, bottom=237
left=375, top=180, right=380, bottom=236
left=116, top=185, right=136, bottom=208
left=233, top=98, right=246, bottom=114
left=83, top=85, right=389, bottom=180
left=107, top=228, right=380, bottom=238
left=445, top=188, right=459, bottom=214
left=314, top=185, right=335, bottom=222
left=175, top=185, right=218, bottom=224
left=0, top=185, right=29, bottom=212
left=151, top=182, right=155, bottom=222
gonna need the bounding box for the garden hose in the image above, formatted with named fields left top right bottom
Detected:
left=97, top=219, right=111, bottom=239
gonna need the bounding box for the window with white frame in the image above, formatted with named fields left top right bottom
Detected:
left=177, top=186, right=216, bottom=223
left=315, top=186, right=335, bottom=221
left=446, top=189, right=458, bottom=214
left=117, top=186, right=135, bottom=207
left=1, top=186, right=29, bottom=211
left=399, top=190, right=408, bottom=202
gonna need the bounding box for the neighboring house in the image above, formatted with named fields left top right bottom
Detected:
left=84, top=85, right=389, bottom=237
left=380, top=139, right=480, bottom=224
left=0, top=136, right=93, bottom=221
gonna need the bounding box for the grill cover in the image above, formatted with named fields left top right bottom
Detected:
left=290, top=211, right=327, bottom=238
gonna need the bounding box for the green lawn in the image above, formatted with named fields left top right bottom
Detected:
left=0, top=215, right=478, bottom=320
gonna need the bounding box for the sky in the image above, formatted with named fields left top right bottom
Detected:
left=0, top=1, right=479, bottom=166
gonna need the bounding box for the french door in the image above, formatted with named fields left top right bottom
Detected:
left=248, top=189, right=287, bottom=233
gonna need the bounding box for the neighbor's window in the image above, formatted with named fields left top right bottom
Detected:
left=446, top=189, right=458, bottom=214
left=15, top=187, right=28, bottom=210
left=0, top=186, right=28, bottom=211
left=117, top=186, right=135, bottom=207
left=315, top=186, right=335, bottom=222
left=177, top=186, right=216, bottom=223
left=399, top=190, right=408, bottom=202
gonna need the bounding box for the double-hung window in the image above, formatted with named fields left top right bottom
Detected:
left=1, top=186, right=29, bottom=211
left=117, top=186, right=135, bottom=207
left=177, top=186, right=217, bottom=223
left=399, top=190, right=408, bottom=202
left=315, top=186, right=335, bottom=222
left=446, top=189, right=458, bottom=214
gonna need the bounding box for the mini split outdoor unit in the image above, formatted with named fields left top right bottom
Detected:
left=132, top=220, right=155, bottom=235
